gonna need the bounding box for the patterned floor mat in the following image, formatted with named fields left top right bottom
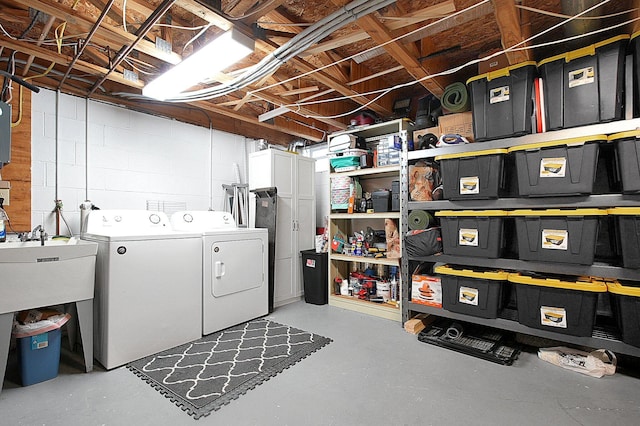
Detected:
left=128, top=318, right=332, bottom=419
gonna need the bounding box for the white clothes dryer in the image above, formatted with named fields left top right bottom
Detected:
left=82, top=210, right=202, bottom=369
left=170, top=211, right=268, bottom=335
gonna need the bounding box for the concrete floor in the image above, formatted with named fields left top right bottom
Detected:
left=1, top=301, right=640, bottom=425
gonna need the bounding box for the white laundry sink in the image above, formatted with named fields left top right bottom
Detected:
left=0, top=239, right=98, bottom=314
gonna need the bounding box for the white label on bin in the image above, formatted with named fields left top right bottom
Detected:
left=31, top=333, right=49, bottom=350
left=568, top=67, right=595, bottom=88
left=460, top=176, right=480, bottom=194
left=459, top=228, right=479, bottom=246
left=306, top=259, right=316, bottom=268
left=459, top=286, right=479, bottom=306
left=540, top=306, right=567, bottom=328
left=539, top=157, right=567, bottom=178
left=490, top=86, right=510, bottom=104
left=542, top=229, right=568, bottom=250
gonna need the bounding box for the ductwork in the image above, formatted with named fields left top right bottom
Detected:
left=561, top=0, right=602, bottom=47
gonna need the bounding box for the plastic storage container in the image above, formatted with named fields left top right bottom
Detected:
left=466, top=61, right=537, bottom=141
left=608, top=207, right=640, bottom=268
left=435, top=149, right=507, bottom=200
left=607, top=280, right=640, bottom=346
left=435, top=265, right=508, bottom=319
left=300, top=250, right=328, bottom=305
left=435, top=210, right=507, bottom=258
left=371, top=189, right=390, bottom=212
left=507, top=135, right=604, bottom=197
left=608, top=131, right=640, bottom=194
left=510, top=209, right=606, bottom=265
left=329, top=148, right=369, bottom=172
left=17, top=328, right=62, bottom=386
left=391, top=180, right=400, bottom=211
left=633, top=31, right=640, bottom=118
left=509, top=272, right=606, bottom=337
left=538, top=35, right=629, bottom=130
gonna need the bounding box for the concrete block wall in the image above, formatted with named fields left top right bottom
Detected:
left=31, top=89, right=249, bottom=235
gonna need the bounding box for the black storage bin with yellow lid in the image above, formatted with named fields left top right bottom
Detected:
left=467, top=61, right=537, bottom=141
left=608, top=131, right=640, bottom=194
left=507, top=135, right=604, bottom=197
left=607, top=280, right=640, bottom=347
left=435, top=149, right=507, bottom=200
left=510, top=209, right=606, bottom=265
left=435, top=265, right=508, bottom=319
left=632, top=31, right=640, bottom=118
left=608, top=207, right=640, bottom=268
left=509, top=272, right=606, bottom=337
left=538, top=35, right=629, bottom=130
left=435, top=210, right=506, bottom=258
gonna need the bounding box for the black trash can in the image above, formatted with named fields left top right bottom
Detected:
left=300, top=250, right=328, bottom=305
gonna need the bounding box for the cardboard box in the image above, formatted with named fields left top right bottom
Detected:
left=411, top=274, right=442, bottom=308
left=478, top=50, right=509, bottom=75
left=438, top=111, right=474, bottom=142
left=413, top=127, right=440, bottom=144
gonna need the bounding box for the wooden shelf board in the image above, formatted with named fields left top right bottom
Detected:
left=331, top=253, right=401, bottom=266
left=330, top=294, right=401, bottom=321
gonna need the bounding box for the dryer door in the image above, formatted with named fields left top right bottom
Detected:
left=209, top=237, right=265, bottom=297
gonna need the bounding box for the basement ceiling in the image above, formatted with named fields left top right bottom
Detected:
left=1, top=0, right=638, bottom=145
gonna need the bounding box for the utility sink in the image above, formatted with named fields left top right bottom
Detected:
left=0, top=239, right=98, bottom=314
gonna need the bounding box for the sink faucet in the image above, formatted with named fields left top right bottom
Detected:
left=31, top=225, right=46, bottom=246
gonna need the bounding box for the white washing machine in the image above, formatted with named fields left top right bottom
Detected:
left=82, top=210, right=202, bottom=370
left=170, top=211, right=268, bottom=335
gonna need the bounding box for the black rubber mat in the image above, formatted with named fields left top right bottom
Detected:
left=418, top=318, right=520, bottom=365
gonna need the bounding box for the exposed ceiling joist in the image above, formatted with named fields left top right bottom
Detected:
left=491, top=0, right=533, bottom=64
left=3, top=36, right=144, bottom=88
left=12, top=0, right=182, bottom=64
left=355, top=13, right=450, bottom=97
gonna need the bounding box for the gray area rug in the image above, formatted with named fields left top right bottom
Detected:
left=127, top=318, right=332, bottom=419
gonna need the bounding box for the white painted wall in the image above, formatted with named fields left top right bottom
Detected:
left=31, top=89, right=249, bottom=235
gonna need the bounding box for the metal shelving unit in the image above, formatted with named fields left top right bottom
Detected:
left=328, top=119, right=412, bottom=322
left=400, top=118, right=640, bottom=356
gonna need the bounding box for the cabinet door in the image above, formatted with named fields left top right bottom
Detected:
left=296, top=157, right=316, bottom=252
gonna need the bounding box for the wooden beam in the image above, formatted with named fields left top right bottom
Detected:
left=12, top=0, right=182, bottom=64
left=276, top=86, right=319, bottom=97
left=347, top=65, right=403, bottom=86
left=174, top=0, right=232, bottom=30
left=355, top=13, right=450, bottom=97
left=304, top=0, right=456, bottom=56
left=3, top=37, right=144, bottom=88
left=238, top=0, right=287, bottom=24
left=491, top=0, right=532, bottom=64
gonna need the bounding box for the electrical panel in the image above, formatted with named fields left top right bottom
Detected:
left=0, top=102, right=10, bottom=166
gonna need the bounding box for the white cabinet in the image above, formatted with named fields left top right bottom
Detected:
left=249, top=149, right=316, bottom=307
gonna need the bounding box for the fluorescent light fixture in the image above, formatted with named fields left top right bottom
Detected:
left=143, top=28, right=254, bottom=101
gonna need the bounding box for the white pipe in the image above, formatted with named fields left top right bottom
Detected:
left=208, top=124, right=213, bottom=209
left=85, top=97, right=89, bottom=200
left=55, top=90, right=60, bottom=203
